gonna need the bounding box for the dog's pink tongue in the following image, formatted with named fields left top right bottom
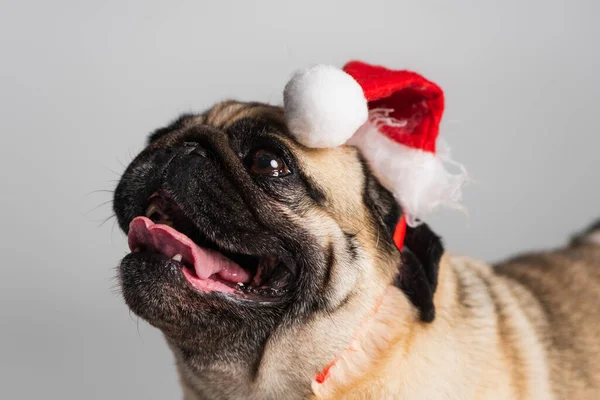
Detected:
left=128, top=217, right=251, bottom=283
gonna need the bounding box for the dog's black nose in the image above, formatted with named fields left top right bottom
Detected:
left=182, top=142, right=208, bottom=158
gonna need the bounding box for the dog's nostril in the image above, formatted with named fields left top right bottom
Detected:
left=181, top=141, right=210, bottom=158
left=191, top=147, right=208, bottom=158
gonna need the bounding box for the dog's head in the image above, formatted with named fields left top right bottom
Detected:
left=113, top=101, right=443, bottom=391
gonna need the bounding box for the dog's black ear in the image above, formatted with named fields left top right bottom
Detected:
left=395, top=223, right=443, bottom=323
left=361, top=159, right=443, bottom=322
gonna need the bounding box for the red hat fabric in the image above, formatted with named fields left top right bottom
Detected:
left=343, top=61, right=444, bottom=154
left=342, top=61, right=467, bottom=228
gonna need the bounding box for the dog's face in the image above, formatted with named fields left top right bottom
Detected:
left=113, top=101, right=442, bottom=386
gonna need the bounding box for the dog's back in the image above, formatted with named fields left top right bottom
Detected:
left=494, top=222, right=600, bottom=399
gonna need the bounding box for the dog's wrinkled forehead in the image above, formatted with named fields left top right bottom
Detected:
left=148, top=101, right=289, bottom=145
left=147, top=100, right=371, bottom=234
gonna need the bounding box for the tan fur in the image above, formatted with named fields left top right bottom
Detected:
left=169, top=102, right=600, bottom=399
left=311, top=243, right=600, bottom=399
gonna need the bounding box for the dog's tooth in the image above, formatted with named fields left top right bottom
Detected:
left=145, top=203, right=159, bottom=218
left=172, top=254, right=183, bottom=262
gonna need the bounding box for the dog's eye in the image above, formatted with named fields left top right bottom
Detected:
left=248, top=149, right=290, bottom=177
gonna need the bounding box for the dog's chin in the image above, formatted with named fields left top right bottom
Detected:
left=118, top=194, right=297, bottom=352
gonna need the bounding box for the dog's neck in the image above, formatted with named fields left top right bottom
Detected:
left=310, top=285, right=418, bottom=397
left=173, top=275, right=415, bottom=400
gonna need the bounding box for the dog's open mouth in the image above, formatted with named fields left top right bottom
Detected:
left=127, top=194, right=293, bottom=301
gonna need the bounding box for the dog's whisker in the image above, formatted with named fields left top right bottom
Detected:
left=86, top=199, right=114, bottom=216
left=127, top=148, right=137, bottom=163
left=106, top=166, right=123, bottom=176
left=98, top=214, right=116, bottom=229
left=110, top=218, right=121, bottom=243
left=126, top=310, right=145, bottom=341
left=109, top=286, right=122, bottom=296
left=116, top=156, right=127, bottom=169
left=86, top=189, right=115, bottom=196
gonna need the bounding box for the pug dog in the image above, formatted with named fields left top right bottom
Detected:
left=113, top=100, right=600, bottom=399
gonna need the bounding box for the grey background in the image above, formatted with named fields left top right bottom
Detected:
left=1, top=0, right=598, bottom=398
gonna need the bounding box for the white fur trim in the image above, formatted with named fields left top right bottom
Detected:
left=284, top=65, right=368, bottom=148
left=347, top=118, right=468, bottom=226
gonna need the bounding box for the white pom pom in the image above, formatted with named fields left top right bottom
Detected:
left=283, top=65, right=368, bottom=148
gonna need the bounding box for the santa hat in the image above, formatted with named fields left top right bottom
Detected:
left=283, top=61, right=468, bottom=249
